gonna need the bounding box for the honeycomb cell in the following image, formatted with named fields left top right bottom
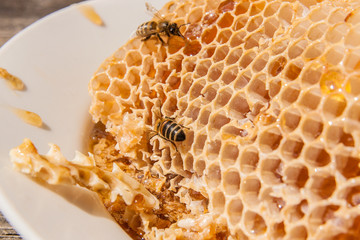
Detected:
left=221, top=142, right=239, bottom=167
left=345, top=74, right=360, bottom=95
left=280, top=84, right=300, bottom=106
left=310, top=172, right=336, bottom=200
left=264, top=17, right=280, bottom=38
left=283, top=164, right=309, bottom=188
left=218, top=12, right=234, bottom=28
left=308, top=204, right=340, bottom=232
left=193, top=133, right=207, bottom=155
left=90, top=73, right=110, bottom=91
left=343, top=49, right=360, bottom=70
left=213, top=45, right=229, bottom=62
left=244, top=32, right=262, bottom=49
left=338, top=185, right=360, bottom=207
left=310, top=5, right=330, bottom=22
left=269, top=56, right=287, bottom=77
left=244, top=211, right=267, bottom=235
left=345, top=25, right=360, bottom=47
left=264, top=1, right=280, bottom=17
left=329, top=8, right=348, bottom=24
left=241, top=176, right=261, bottom=207
left=233, top=15, right=247, bottom=31
left=228, top=92, right=250, bottom=119
left=322, top=93, right=347, bottom=119
left=187, top=7, right=203, bottom=23
left=218, top=0, right=235, bottom=13
left=108, top=80, right=131, bottom=99
left=281, top=134, right=304, bottom=160
left=194, top=159, right=206, bottom=176
left=227, top=197, right=243, bottom=225
left=325, top=124, right=355, bottom=148
left=270, top=222, right=286, bottom=240
left=290, top=19, right=311, bottom=38
left=283, top=200, right=308, bottom=223
left=226, top=47, right=243, bottom=65
left=299, top=87, right=321, bottom=111
left=269, top=78, right=282, bottom=98
left=108, top=63, right=127, bottom=79
left=208, top=63, right=223, bottom=81
left=288, top=39, right=308, bottom=59
left=215, top=87, right=232, bottom=109
left=262, top=189, right=285, bottom=217
left=234, top=1, right=250, bottom=15
left=335, top=152, right=360, bottom=179
left=217, top=29, right=232, bottom=44
left=304, top=143, right=331, bottom=167
left=258, top=127, right=283, bottom=153
left=247, top=73, right=269, bottom=101
left=308, top=22, right=328, bottom=41
left=280, top=108, right=301, bottom=133
left=301, top=62, right=322, bottom=85
left=197, top=106, right=211, bottom=127
left=179, top=73, right=193, bottom=95
left=325, top=23, right=350, bottom=43
left=221, top=65, right=238, bottom=84
left=250, top=1, right=265, bottom=16
left=94, top=92, right=119, bottom=116
left=304, top=42, right=326, bottom=59
left=240, top=147, right=259, bottom=173
left=223, top=169, right=241, bottom=195
left=239, top=50, right=256, bottom=68
left=206, top=139, right=221, bottom=161
left=209, top=111, right=230, bottom=132
left=260, top=156, right=283, bottom=185
left=212, top=190, right=226, bottom=214
left=125, top=50, right=142, bottom=67
left=230, top=30, right=246, bottom=47
left=206, top=163, right=221, bottom=188
left=247, top=15, right=263, bottom=32
left=234, top=70, right=251, bottom=90
left=301, top=113, right=323, bottom=141
left=285, top=61, right=303, bottom=80
left=183, top=40, right=202, bottom=56
left=252, top=53, right=269, bottom=72
left=278, top=4, right=293, bottom=25
left=189, top=79, right=206, bottom=101
left=195, top=59, right=212, bottom=77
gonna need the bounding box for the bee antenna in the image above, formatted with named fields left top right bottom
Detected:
left=179, top=23, right=191, bottom=28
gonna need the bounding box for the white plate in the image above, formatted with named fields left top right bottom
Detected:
left=0, top=0, right=166, bottom=239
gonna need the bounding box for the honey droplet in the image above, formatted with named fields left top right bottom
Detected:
left=218, top=0, right=235, bottom=13
left=77, top=4, right=104, bottom=26
left=0, top=67, right=24, bottom=90
left=319, top=70, right=344, bottom=94
left=184, top=24, right=203, bottom=40
left=203, top=11, right=219, bottom=26
left=13, top=108, right=43, bottom=128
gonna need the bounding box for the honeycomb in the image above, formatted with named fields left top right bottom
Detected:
left=10, top=0, right=360, bottom=239
left=86, top=0, right=360, bottom=238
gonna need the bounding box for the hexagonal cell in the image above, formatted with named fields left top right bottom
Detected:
left=206, top=139, right=221, bottom=161
left=322, top=93, right=347, bottom=119
left=283, top=199, right=308, bottom=223
left=280, top=108, right=301, bottom=133
left=260, top=155, right=283, bottom=185
left=301, top=113, right=323, bottom=141
left=182, top=57, right=196, bottom=72
left=310, top=5, right=331, bottom=21
left=198, top=106, right=211, bottom=126
left=218, top=12, right=234, bottom=28
left=227, top=197, right=243, bottom=225
left=90, top=72, right=110, bottom=91
left=234, top=1, right=250, bottom=15
left=240, top=147, right=259, bottom=173
left=343, top=49, right=360, bottom=71
left=288, top=39, right=308, bottom=59
left=304, top=42, right=325, bottom=60
left=213, top=45, right=230, bottom=62
left=241, top=175, right=261, bottom=207
left=247, top=15, right=263, bottom=32
left=264, top=1, right=280, bottom=17
left=189, top=78, right=206, bottom=101
left=269, top=56, right=287, bottom=77
left=270, top=38, right=290, bottom=56
left=281, top=134, right=304, bottom=160
left=264, top=16, right=280, bottom=38
left=108, top=63, right=127, bottom=79
left=228, top=92, right=250, bottom=120
left=212, top=190, right=226, bottom=214
left=125, top=50, right=142, bottom=67
left=280, top=84, right=300, bottom=106
left=269, top=222, right=286, bottom=240
left=285, top=61, right=303, bottom=81
left=184, top=101, right=200, bottom=121
left=299, top=87, right=321, bottom=111
left=201, top=45, right=216, bottom=59
left=259, top=127, right=283, bottom=153
left=187, top=7, right=203, bottom=23
left=338, top=184, right=360, bottom=207
left=335, top=152, right=360, bottom=179
left=301, top=62, right=322, bottom=85
left=218, top=0, right=235, bottom=13
left=345, top=74, right=360, bottom=96
left=283, top=163, right=309, bottom=188
left=234, top=70, right=251, bottom=90
left=193, top=133, right=207, bottom=155
left=252, top=53, right=269, bottom=72
left=94, top=92, right=119, bottom=116
left=308, top=204, right=340, bottom=233
left=179, top=73, right=193, bottom=95
left=220, top=142, right=239, bottom=167
left=226, top=47, right=243, bottom=65
left=244, top=211, right=267, bottom=236
left=329, top=8, right=348, bottom=24
left=325, top=23, right=350, bottom=43
left=195, top=59, right=212, bottom=78
left=202, top=83, right=219, bottom=103
left=261, top=189, right=286, bottom=218
left=194, top=159, right=206, bottom=176
left=345, top=25, right=360, bottom=47
left=183, top=40, right=202, bottom=56
left=244, top=32, right=262, bottom=50
left=325, top=124, right=355, bottom=148
left=232, top=15, right=247, bottom=31
left=347, top=100, right=360, bottom=130
left=184, top=153, right=194, bottom=172
left=310, top=172, right=336, bottom=200
left=304, top=143, right=331, bottom=167
left=217, top=29, right=232, bottom=44
left=208, top=62, right=224, bottom=82
left=223, top=125, right=247, bottom=138
left=308, top=22, right=328, bottom=41
left=127, top=68, right=140, bottom=86
left=247, top=73, right=269, bottom=101
left=209, top=111, right=230, bottom=133
left=108, top=80, right=131, bottom=99
left=206, top=163, right=221, bottom=188
left=239, top=50, right=256, bottom=68
left=202, top=10, right=218, bottom=26
left=230, top=30, right=246, bottom=47
left=269, top=78, right=282, bottom=98
left=223, top=168, right=241, bottom=195
left=221, top=65, right=238, bottom=84
left=290, top=19, right=311, bottom=38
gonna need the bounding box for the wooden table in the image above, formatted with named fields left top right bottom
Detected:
left=0, top=1, right=84, bottom=238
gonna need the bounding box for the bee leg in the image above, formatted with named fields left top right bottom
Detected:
left=142, top=35, right=152, bottom=41
left=149, top=130, right=158, bottom=140
left=156, top=33, right=166, bottom=44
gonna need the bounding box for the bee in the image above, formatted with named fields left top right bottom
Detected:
left=136, top=2, right=188, bottom=44
left=150, top=114, right=189, bottom=152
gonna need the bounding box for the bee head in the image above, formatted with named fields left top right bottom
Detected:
left=169, top=23, right=183, bottom=37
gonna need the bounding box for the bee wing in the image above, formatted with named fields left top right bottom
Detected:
left=145, top=2, right=165, bottom=20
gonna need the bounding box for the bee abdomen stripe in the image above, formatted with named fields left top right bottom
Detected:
left=170, top=126, right=181, bottom=141
left=165, top=122, right=177, bottom=139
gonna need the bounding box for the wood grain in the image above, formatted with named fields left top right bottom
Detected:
left=0, top=1, right=84, bottom=238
